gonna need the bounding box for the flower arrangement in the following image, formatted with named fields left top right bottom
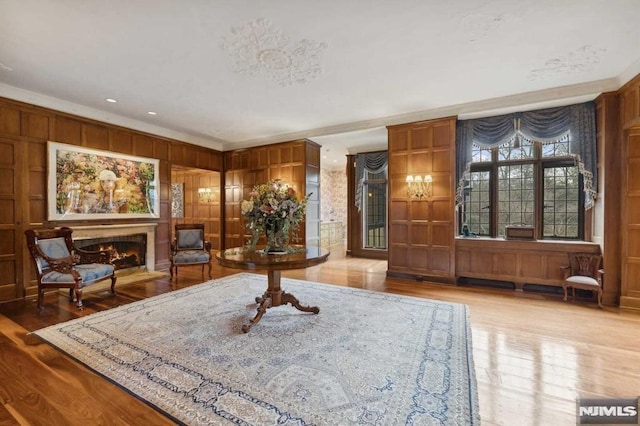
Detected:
left=241, top=179, right=310, bottom=252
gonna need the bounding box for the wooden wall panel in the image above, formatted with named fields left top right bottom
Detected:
left=617, top=72, right=640, bottom=309
left=621, top=129, right=640, bottom=308
left=170, top=168, right=222, bottom=252
left=111, top=130, right=133, bottom=153
left=0, top=135, right=20, bottom=301
left=132, top=134, right=154, bottom=158
left=387, top=117, right=456, bottom=282
left=456, top=238, right=601, bottom=291
left=223, top=140, right=318, bottom=249
left=21, top=111, right=50, bottom=140
left=53, top=117, right=82, bottom=145
left=0, top=95, right=223, bottom=302
left=0, top=107, right=20, bottom=135
left=83, top=124, right=109, bottom=150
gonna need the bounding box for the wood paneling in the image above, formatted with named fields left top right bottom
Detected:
left=0, top=136, right=21, bottom=301
left=170, top=168, right=222, bottom=252
left=621, top=129, right=640, bottom=308
left=618, top=72, right=640, bottom=309
left=223, top=140, right=319, bottom=250
left=387, top=117, right=456, bottom=282
left=0, top=95, right=223, bottom=302
left=1, top=254, right=639, bottom=425
left=456, top=238, right=601, bottom=291
left=595, top=94, right=622, bottom=305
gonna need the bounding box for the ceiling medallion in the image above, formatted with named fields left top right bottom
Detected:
left=221, top=18, right=327, bottom=87
left=528, top=45, right=606, bottom=80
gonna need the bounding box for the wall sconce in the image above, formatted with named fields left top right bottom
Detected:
left=198, top=187, right=214, bottom=203
left=406, top=175, right=432, bottom=199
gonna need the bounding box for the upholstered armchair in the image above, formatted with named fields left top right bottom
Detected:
left=24, top=227, right=116, bottom=311
left=170, top=224, right=212, bottom=280
left=561, top=252, right=603, bottom=308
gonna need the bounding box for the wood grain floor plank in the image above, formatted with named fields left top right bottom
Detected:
left=1, top=247, right=639, bottom=425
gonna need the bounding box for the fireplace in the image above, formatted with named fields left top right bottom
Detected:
left=71, top=223, right=157, bottom=272
left=74, top=233, right=146, bottom=271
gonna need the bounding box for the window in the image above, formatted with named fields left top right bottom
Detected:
left=362, top=168, right=387, bottom=249
left=461, top=136, right=583, bottom=239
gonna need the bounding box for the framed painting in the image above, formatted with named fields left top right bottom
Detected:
left=171, top=183, right=184, bottom=218
left=47, top=141, right=160, bottom=221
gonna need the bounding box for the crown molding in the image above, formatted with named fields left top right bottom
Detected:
left=0, top=83, right=225, bottom=150
left=225, top=77, right=619, bottom=151
left=617, top=56, right=640, bottom=88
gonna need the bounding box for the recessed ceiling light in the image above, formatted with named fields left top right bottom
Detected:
left=147, top=111, right=157, bottom=115
left=105, top=98, right=117, bottom=103
left=323, top=156, right=327, bottom=159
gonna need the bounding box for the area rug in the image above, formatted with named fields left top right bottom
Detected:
left=33, top=273, right=480, bottom=425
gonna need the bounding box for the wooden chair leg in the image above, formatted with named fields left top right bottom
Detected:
left=562, top=284, right=568, bottom=302
left=74, top=283, right=84, bottom=310
left=201, top=264, right=204, bottom=278
left=597, top=288, right=603, bottom=308
left=208, top=262, right=212, bottom=279
left=38, top=288, right=45, bottom=311
left=110, top=276, right=117, bottom=294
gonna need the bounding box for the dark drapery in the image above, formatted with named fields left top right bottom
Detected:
left=355, top=151, right=388, bottom=212
left=456, top=101, right=597, bottom=209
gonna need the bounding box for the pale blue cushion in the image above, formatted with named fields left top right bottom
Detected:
left=37, top=237, right=71, bottom=258
left=177, top=230, right=204, bottom=249
left=173, top=250, right=210, bottom=264
left=41, top=263, right=114, bottom=284
left=36, top=237, right=72, bottom=270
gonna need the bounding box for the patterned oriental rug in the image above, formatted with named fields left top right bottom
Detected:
left=33, top=273, right=480, bottom=425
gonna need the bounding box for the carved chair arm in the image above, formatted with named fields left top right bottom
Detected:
left=41, top=256, right=82, bottom=280
left=205, top=241, right=212, bottom=253
left=597, top=269, right=604, bottom=285
left=170, top=239, right=178, bottom=255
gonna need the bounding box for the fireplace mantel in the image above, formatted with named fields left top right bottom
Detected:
left=71, top=223, right=158, bottom=271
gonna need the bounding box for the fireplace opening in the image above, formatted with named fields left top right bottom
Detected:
left=74, top=233, right=147, bottom=271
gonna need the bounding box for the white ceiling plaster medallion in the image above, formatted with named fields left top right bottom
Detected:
left=528, top=45, right=606, bottom=80
left=221, top=18, right=327, bottom=87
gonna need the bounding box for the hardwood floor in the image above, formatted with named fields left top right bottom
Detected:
left=1, top=246, right=639, bottom=425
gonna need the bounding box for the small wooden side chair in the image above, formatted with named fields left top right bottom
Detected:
left=561, top=252, right=603, bottom=308
left=24, top=227, right=117, bottom=311
left=170, top=224, right=212, bottom=281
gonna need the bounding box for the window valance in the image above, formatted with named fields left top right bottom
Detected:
left=355, top=151, right=388, bottom=212
left=456, top=101, right=597, bottom=209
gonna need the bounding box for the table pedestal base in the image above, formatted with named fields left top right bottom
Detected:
left=242, top=270, right=320, bottom=333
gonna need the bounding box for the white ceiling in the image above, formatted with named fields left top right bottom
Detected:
left=1, top=0, right=640, bottom=169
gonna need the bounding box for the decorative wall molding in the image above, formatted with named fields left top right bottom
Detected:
left=221, top=18, right=327, bottom=87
